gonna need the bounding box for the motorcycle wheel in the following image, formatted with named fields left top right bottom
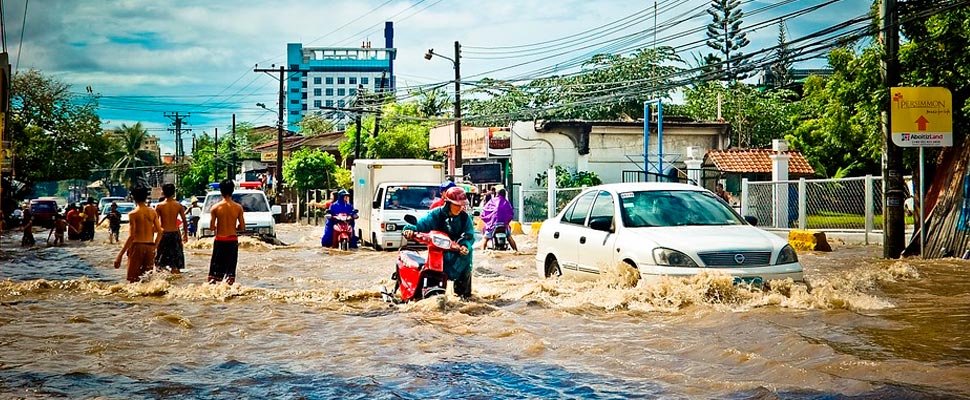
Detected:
left=339, top=238, right=349, bottom=251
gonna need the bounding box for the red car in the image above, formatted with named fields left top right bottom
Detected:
left=29, top=198, right=59, bottom=228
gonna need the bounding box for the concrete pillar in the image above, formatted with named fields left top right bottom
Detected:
left=547, top=167, right=557, bottom=220
left=685, top=159, right=703, bottom=187
left=770, top=139, right=791, bottom=228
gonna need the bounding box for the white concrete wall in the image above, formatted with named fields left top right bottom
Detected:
left=511, top=121, right=727, bottom=191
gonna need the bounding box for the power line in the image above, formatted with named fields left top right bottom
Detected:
left=15, top=0, right=27, bottom=73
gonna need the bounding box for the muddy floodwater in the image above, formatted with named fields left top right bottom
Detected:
left=1, top=223, right=969, bottom=399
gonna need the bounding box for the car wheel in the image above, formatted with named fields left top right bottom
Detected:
left=544, top=256, right=562, bottom=278
left=622, top=260, right=641, bottom=285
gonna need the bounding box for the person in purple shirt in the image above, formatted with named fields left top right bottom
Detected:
left=480, top=188, right=517, bottom=251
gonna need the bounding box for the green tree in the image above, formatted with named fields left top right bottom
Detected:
left=705, top=0, right=751, bottom=81
left=282, top=148, right=338, bottom=192
left=9, top=69, right=111, bottom=184
left=770, top=21, right=793, bottom=89
left=179, top=134, right=218, bottom=197
left=296, top=112, right=336, bottom=135
left=682, top=81, right=801, bottom=149
left=413, top=86, right=451, bottom=117
left=108, top=122, right=159, bottom=187
left=785, top=47, right=883, bottom=177
left=340, top=102, right=439, bottom=161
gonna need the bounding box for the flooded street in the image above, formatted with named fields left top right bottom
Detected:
left=1, top=223, right=969, bottom=399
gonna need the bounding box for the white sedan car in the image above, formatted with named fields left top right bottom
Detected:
left=536, top=182, right=803, bottom=285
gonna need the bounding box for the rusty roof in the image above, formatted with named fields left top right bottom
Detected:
left=704, top=148, right=815, bottom=176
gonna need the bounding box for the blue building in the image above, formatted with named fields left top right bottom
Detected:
left=286, top=21, right=396, bottom=132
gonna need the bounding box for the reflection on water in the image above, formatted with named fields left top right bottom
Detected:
left=1, top=225, right=969, bottom=398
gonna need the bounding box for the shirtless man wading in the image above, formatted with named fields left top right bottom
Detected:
left=207, top=179, right=245, bottom=285
left=155, top=183, right=189, bottom=274
left=114, top=187, right=162, bottom=282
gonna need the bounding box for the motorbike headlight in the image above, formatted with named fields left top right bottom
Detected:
left=776, top=245, right=798, bottom=264
left=431, top=235, right=452, bottom=249
left=652, top=247, right=699, bottom=267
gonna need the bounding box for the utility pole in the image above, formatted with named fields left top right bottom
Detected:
left=165, top=112, right=191, bottom=187
left=214, top=128, right=219, bottom=182
left=318, top=104, right=381, bottom=161
left=881, top=0, right=904, bottom=258
left=373, top=70, right=387, bottom=137
left=255, top=65, right=308, bottom=199
left=454, top=40, right=462, bottom=170
left=229, top=113, right=236, bottom=181
left=354, top=84, right=363, bottom=160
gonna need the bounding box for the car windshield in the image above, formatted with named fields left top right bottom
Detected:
left=618, top=190, right=744, bottom=228
left=203, top=193, right=269, bottom=213
left=116, top=204, right=136, bottom=214
left=31, top=202, right=56, bottom=212
left=383, top=185, right=438, bottom=210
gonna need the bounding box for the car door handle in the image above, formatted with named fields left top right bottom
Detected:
left=553, top=232, right=560, bottom=239
left=579, top=236, right=586, bottom=244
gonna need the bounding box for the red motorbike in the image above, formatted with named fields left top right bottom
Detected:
left=329, top=212, right=355, bottom=251
left=381, top=215, right=464, bottom=303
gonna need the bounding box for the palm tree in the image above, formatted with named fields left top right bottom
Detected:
left=109, top=122, right=158, bottom=188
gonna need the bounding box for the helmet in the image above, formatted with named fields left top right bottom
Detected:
left=439, top=180, right=456, bottom=192
left=337, top=189, right=349, bottom=197
left=442, top=187, right=468, bottom=206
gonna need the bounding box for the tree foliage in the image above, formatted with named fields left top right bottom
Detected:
left=682, top=81, right=801, bottom=149
left=9, top=69, right=110, bottom=184
left=339, top=102, right=439, bottom=161
left=464, top=47, right=683, bottom=125
left=108, top=122, right=159, bottom=187
left=296, top=112, right=336, bottom=135
left=282, top=148, right=338, bottom=193
left=705, top=0, right=751, bottom=81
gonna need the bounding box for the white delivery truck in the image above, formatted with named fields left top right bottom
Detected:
left=352, top=159, right=446, bottom=250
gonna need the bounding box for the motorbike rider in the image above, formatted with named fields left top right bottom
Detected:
left=428, top=180, right=457, bottom=210
left=481, top=188, right=517, bottom=251
left=403, top=186, right=476, bottom=299
left=321, top=189, right=359, bottom=248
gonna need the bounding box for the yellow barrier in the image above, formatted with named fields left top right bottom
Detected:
left=529, top=222, right=542, bottom=236
left=509, top=221, right=524, bottom=235
left=788, top=230, right=832, bottom=252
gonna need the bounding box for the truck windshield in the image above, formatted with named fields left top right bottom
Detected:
left=203, top=193, right=269, bottom=213
left=384, top=185, right=438, bottom=210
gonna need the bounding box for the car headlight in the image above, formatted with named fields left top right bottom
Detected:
left=652, top=247, right=699, bottom=267
left=382, top=222, right=397, bottom=231
left=776, top=245, right=798, bottom=264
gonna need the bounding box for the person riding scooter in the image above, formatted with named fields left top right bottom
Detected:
left=321, top=190, right=359, bottom=248
left=403, top=186, right=476, bottom=299
left=428, top=180, right=457, bottom=210
left=481, top=188, right=517, bottom=251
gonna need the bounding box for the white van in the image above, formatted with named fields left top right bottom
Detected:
left=198, top=189, right=282, bottom=238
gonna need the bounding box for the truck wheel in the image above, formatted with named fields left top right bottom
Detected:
left=372, top=233, right=383, bottom=251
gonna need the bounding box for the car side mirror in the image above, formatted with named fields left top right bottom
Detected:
left=373, top=200, right=380, bottom=208
left=473, top=210, right=481, bottom=217
left=589, top=217, right=613, bottom=232
left=404, top=214, right=418, bottom=225
left=744, top=215, right=758, bottom=226
left=271, top=205, right=282, bottom=215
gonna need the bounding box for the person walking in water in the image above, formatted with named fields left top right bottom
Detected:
left=207, top=179, right=245, bottom=285
left=81, top=198, right=99, bottom=241
left=155, top=183, right=189, bottom=274
left=99, top=202, right=122, bottom=244
left=114, top=187, right=162, bottom=283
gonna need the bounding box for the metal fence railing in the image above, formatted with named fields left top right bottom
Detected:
left=741, top=176, right=883, bottom=236
left=520, top=187, right=585, bottom=223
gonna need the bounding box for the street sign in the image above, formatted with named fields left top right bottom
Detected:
left=891, top=87, right=953, bottom=147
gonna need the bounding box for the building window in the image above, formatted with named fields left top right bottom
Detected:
left=338, top=88, right=345, bottom=96
left=290, top=99, right=299, bottom=104
left=314, top=100, right=321, bottom=108
left=302, top=81, right=307, bottom=88
left=326, top=88, right=333, bottom=96
left=313, top=88, right=321, bottom=96
left=290, top=110, right=300, bottom=115
left=313, top=77, right=321, bottom=84
left=302, top=104, right=307, bottom=110
left=290, top=76, right=300, bottom=81
left=349, top=77, right=357, bottom=85
left=338, top=100, right=345, bottom=107
left=337, top=77, right=345, bottom=84
left=301, top=93, right=307, bottom=99
left=325, top=77, right=333, bottom=84
left=361, top=77, right=369, bottom=84
left=349, top=88, right=357, bottom=96
left=290, top=88, right=299, bottom=93
left=326, top=100, right=333, bottom=107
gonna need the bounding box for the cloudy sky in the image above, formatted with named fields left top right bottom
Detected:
left=5, top=0, right=872, bottom=154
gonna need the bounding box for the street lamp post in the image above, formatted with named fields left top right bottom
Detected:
left=425, top=41, right=462, bottom=172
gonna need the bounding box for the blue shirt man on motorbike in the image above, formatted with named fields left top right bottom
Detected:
left=403, top=187, right=476, bottom=298
left=321, top=190, right=359, bottom=248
